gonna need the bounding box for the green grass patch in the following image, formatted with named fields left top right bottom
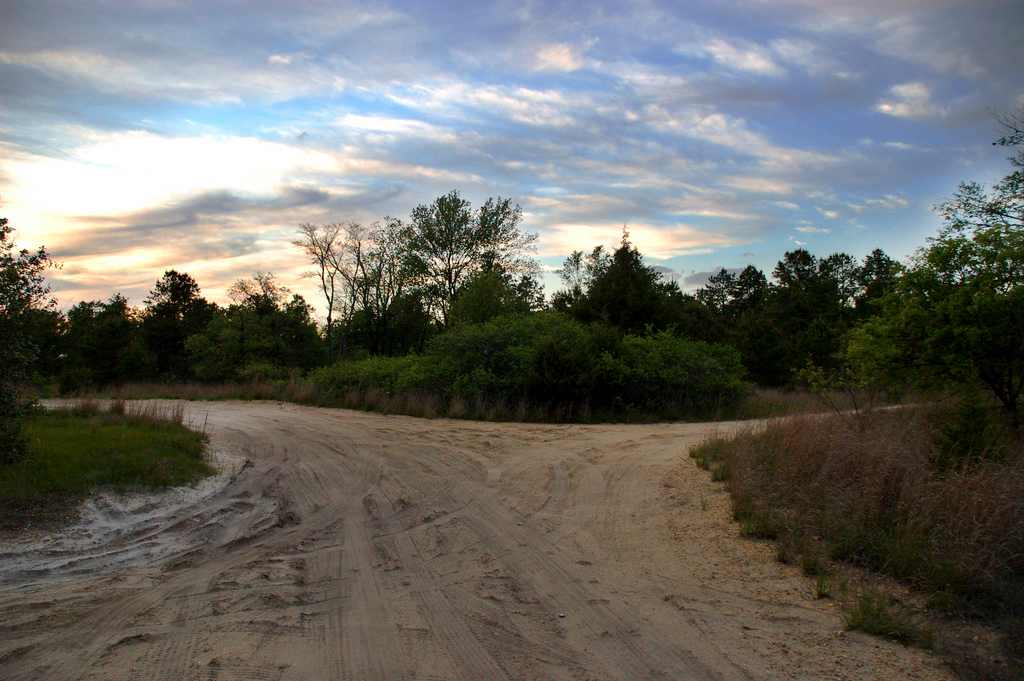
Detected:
left=844, top=589, right=934, bottom=648
left=0, top=406, right=210, bottom=523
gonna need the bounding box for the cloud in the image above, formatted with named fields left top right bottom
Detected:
left=876, top=81, right=944, bottom=119
left=864, top=194, right=909, bottom=208
left=539, top=222, right=741, bottom=259
left=683, top=267, right=744, bottom=287
left=702, top=38, right=785, bottom=76
left=769, top=38, right=849, bottom=77
left=335, top=113, right=456, bottom=141
left=386, top=81, right=580, bottom=127
left=795, top=225, right=831, bottom=234
left=1, top=0, right=1020, bottom=313
left=816, top=207, right=840, bottom=219
left=534, top=43, right=585, bottom=72
left=0, top=48, right=344, bottom=104
left=724, top=176, right=794, bottom=194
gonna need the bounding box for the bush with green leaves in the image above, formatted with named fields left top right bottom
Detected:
left=1, top=217, right=54, bottom=464
left=310, top=311, right=747, bottom=420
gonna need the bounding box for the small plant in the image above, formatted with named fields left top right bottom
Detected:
left=815, top=574, right=832, bottom=599
left=843, top=589, right=933, bottom=648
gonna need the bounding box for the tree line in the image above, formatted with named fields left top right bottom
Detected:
left=2, top=110, right=1021, bottom=456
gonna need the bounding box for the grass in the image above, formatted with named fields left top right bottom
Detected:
left=0, top=401, right=211, bottom=527
left=844, top=589, right=934, bottom=648
left=61, top=381, right=864, bottom=424
left=690, top=402, right=1024, bottom=678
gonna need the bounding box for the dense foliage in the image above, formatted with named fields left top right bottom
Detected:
left=0, top=217, right=54, bottom=463
left=310, top=312, right=746, bottom=419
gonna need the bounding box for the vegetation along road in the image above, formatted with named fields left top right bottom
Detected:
left=0, top=401, right=951, bottom=680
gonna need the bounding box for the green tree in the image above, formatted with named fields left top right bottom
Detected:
left=61, top=294, right=152, bottom=389
left=406, top=190, right=537, bottom=325
left=695, top=268, right=736, bottom=314
left=850, top=206, right=1024, bottom=430
left=855, top=249, right=902, bottom=316
left=766, top=249, right=860, bottom=380
left=142, top=270, right=216, bottom=379
left=0, top=217, right=54, bottom=463
left=850, top=116, right=1024, bottom=428
left=187, top=274, right=323, bottom=381
left=572, top=230, right=683, bottom=333
left=449, top=268, right=544, bottom=327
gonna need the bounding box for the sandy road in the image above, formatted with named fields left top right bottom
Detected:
left=0, top=401, right=951, bottom=680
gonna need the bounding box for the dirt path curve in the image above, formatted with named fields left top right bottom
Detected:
left=0, top=401, right=951, bottom=680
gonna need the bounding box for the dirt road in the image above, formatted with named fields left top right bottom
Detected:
left=0, top=401, right=950, bottom=680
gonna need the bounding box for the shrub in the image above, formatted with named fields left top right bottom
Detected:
left=844, top=589, right=934, bottom=647
left=310, top=312, right=748, bottom=420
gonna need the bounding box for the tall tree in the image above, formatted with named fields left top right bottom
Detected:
left=851, top=122, right=1024, bottom=428
left=0, top=218, right=54, bottom=463
left=62, top=294, right=151, bottom=389
left=696, top=268, right=737, bottom=314
left=406, top=190, right=537, bottom=325
left=855, top=249, right=902, bottom=315
left=142, top=270, right=215, bottom=378
left=582, top=230, right=677, bottom=333
left=293, top=223, right=347, bottom=358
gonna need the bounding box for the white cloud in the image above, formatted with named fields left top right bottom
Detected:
left=386, top=81, right=579, bottom=127
left=772, top=200, right=800, bottom=210
left=769, top=38, right=851, bottom=77
left=702, top=38, right=785, bottom=76
left=864, top=194, right=909, bottom=208
left=534, top=43, right=585, bottom=72
left=267, top=54, right=294, bottom=65
left=335, top=113, right=455, bottom=141
left=816, top=207, right=840, bottom=219
left=876, top=81, right=945, bottom=119
left=0, top=48, right=344, bottom=104
left=539, top=222, right=741, bottom=259
left=3, top=130, right=339, bottom=221
left=723, top=176, right=794, bottom=195
left=795, top=225, right=831, bottom=234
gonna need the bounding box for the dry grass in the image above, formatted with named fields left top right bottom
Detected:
left=691, top=403, right=1024, bottom=678
left=74, top=381, right=899, bottom=424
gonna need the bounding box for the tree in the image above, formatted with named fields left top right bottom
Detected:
left=61, top=294, right=152, bottom=389
left=406, top=190, right=537, bottom=325
left=855, top=249, right=902, bottom=315
left=695, top=268, right=736, bottom=314
left=849, top=117, right=1024, bottom=429
left=142, top=270, right=215, bottom=378
left=188, top=273, right=323, bottom=381
left=228, top=272, right=289, bottom=313
left=0, top=217, right=54, bottom=463
left=729, top=265, right=769, bottom=314
left=575, top=230, right=684, bottom=333
left=292, top=224, right=348, bottom=360
left=449, top=268, right=544, bottom=327
left=552, top=246, right=610, bottom=311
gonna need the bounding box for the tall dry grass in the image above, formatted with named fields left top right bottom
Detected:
left=75, top=381, right=895, bottom=423
left=693, top=403, right=1024, bottom=678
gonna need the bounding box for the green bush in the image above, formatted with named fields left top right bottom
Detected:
left=310, top=311, right=748, bottom=420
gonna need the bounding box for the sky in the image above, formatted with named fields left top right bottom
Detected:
left=1, top=0, right=1022, bottom=314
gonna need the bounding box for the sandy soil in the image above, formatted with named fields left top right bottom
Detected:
left=0, top=401, right=953, bottom=680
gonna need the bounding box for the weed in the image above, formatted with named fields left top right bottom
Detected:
left=844, top=589, right=934, bottom=648
left=815, top=574, right=832, bottom=599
